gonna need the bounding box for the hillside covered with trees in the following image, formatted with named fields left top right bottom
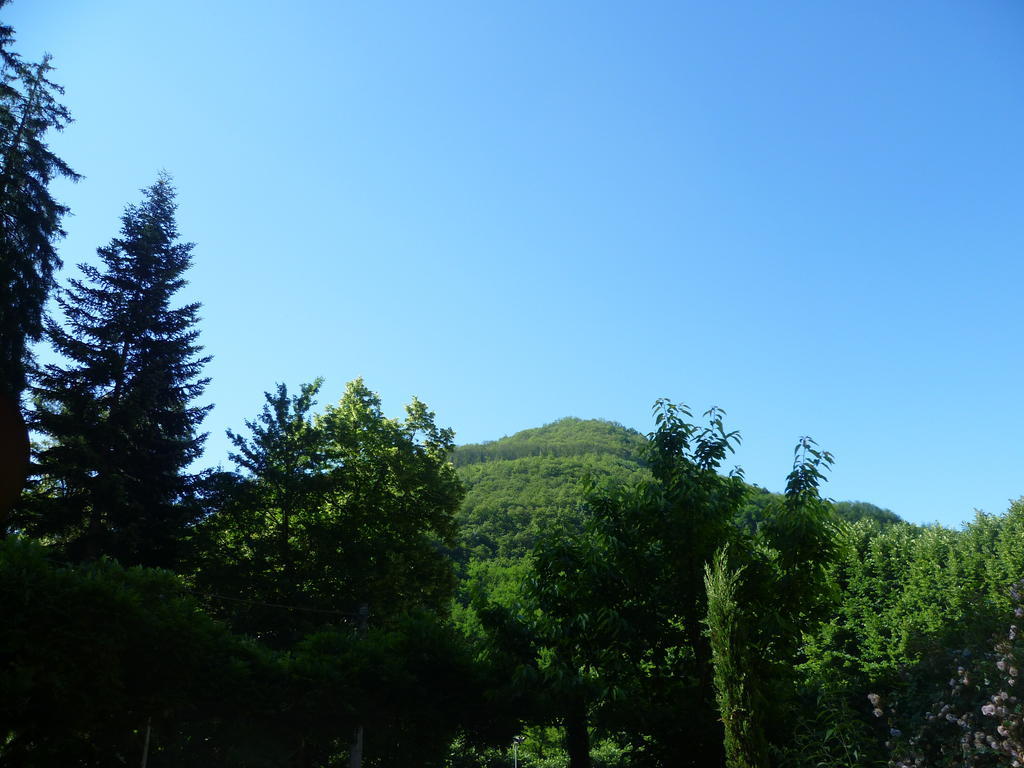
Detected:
left=453, top=418, right=650, bottom=564
left=453, top=417, right=902, bottom=567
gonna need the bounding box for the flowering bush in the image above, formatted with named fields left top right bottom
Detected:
left=878, top=580, right=1024, bottom=767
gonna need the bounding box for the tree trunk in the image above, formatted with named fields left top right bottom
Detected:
left=0, top=394, right=29, bottom=530
left=565, top=702, right=591, bottom=768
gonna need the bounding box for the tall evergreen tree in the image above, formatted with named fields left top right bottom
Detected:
left=0, top=1, right=79, bottom=401
left=22, top=174, right=211, bottom=567
left=704, top=550, right=768, bottom=768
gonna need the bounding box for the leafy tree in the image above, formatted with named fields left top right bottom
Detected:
left=472, top=402, right=839, bottom=767
left=316, top=380, right=463, bottom=618
left=470, top=402, right=747, bottom=767
left=195, top=378, right=464, bottom=645
left=17, top=175, right=210, bottom=567
left=0, top=3, right=78, bottom=401
left=192, top=379, right=329, bottom=643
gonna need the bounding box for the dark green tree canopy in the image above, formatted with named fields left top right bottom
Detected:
left=20, top=174, right=210, bottom=567
left=0, top=2, right=78, bottom=400
left=194, top=378, right=464, bottom=645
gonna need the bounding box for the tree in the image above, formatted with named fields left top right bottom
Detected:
left=475, top=401, right=838, bottom=767
left=471, top=402, right=748, bottom=768
left=194, top=378, right=464, bottom=645
left=704, top=550, right=768, bottom=768
left=192, top=379, right=330, bottom=644
left=19, top=174, right=210, bottom=567
left=0, top=2, right=79, bottom=401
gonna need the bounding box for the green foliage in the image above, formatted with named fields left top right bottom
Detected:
left=457, top=418, right=891, bottom=577
left=738, top=489, right=902, bottom=535
left=455, top=727, right=631, bottom=768
left=0, top=6, right=79, bottom=400
left=468, top=402, right=839, bottom=767
left=796, top=499, right=1024, bottom=765
left=0, top=536, right=280, bottom=766
left=194, top=378, right=464, bottom=644
left=705, top=549, right=769, bottom=768
left=1, top=536, right=502, bottom=768
left=882, top=579, right=1024, bottom=768
left=715, top=438, right=840, bottom=765
left=832, top=500, right=902, bottom=527
left=772, top=686, right=887, bottom=768
left=18, top=175, right=210, bottom=568
left=453, top=418, right=650, bottom=566
left=453, top=417, right=646, bottom=467
left=295, top=610, right=499, bottom=768
left=805, top=520, right=994, bottom=685
left=456, top=452, right=650, bottom=564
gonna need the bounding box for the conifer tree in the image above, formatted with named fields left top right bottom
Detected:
left=705, top=550, right=769, bottom=768
left=23, top=174, right=211, bottom=567
left=0, top=1, right=79, bottom=401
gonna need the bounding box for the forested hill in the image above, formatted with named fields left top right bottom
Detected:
left=453, top=417, right=903, bottom=564
left=453, top=418, right=650, bottom=562
left=453, top=416, right=647, bottom=466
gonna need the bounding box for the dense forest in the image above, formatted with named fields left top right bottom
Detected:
left=3, top=6, right=1024, bottom=767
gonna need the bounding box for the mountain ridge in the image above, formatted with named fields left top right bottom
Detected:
left=452, top=417, right=902, bottom=563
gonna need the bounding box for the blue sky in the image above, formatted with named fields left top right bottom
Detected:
left=8, top=0, right=1024, bottom=527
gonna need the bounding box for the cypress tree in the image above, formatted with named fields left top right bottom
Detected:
left=0, top=2, right=79, bottom=401
left=24, top=174, right=211, bottom=567
left=704, top=549, right=769, bottom=768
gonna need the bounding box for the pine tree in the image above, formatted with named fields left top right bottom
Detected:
left=24, top=174, right=211, bottom=567
left=0, top=1, right=79, bottom=401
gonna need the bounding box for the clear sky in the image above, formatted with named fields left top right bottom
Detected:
left=7, top=0, right=1024, bottom=527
